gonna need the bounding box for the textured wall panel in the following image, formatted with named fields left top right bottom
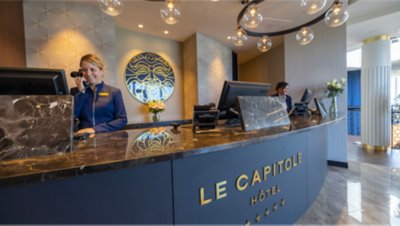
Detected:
left=197, top=33, right=232, bottom=105
left=182, top=33, right=232, bottom=118
left=23, top=1, right=117, bottom=89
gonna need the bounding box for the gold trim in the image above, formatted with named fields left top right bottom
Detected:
left=362, top=144, right=389, bottom=152
left=363, top=35, right=390, bottom=45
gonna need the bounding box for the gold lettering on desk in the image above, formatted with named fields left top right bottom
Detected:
left=249, top=184, right=281, bottom=206
left=273, top=203, right=278, bottom=211
left=251, top=170, right=261, bottom=186
left=198, top=152, right=303, bottom=206
left=235, top=153, right=302, bottom=192
left=277, top=160, right=284, bottom=174
left=264, top=208, right=270, bottom=216
left=236, top=174, right=249, bottom=191
left=284, top=157, right=292, bottom=171
left=298, top=152, right=303, bottom=164
left=216, top=180, right=227, bottom=200
left=199, top=187, right=212, bottom=206
left=263, top=165, right=271, bottom=181
left=250, top=196, right=257, bottom=206
left=199, top=180, right=228, bottom=206
left=272, top=161, right=276, bottom=176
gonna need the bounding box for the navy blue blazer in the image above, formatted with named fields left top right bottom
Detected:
left=74, top=82, right=128, bottom=133
left=271, top=94, right=293, bottom=113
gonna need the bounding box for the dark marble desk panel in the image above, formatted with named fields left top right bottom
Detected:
left=0, top=96, right=73, bottom=160
left=0, top=114, right=344, bottom=187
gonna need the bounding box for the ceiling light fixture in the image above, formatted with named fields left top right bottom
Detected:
left=235, top=0, right=349, bottom=52
left=296, top=27, right=314, bottom=45
left=301, top=0, right=327, bottom=15
left=242, top=3, right=263, bottom=29
left=160, top=0, right=182, bottom=25
left=232, top=28, right=248, bottom=47
left=324, top=1, right=349, bottom=27
left=98, top=0, right=124, bottom=16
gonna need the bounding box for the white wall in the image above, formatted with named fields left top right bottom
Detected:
left=285, top=21, right=348, bottom=163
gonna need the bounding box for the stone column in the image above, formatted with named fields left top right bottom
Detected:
left=361, top=35, right=391, bottom=150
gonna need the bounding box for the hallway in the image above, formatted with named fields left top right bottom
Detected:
left=297, top=136, right=400, bottom=225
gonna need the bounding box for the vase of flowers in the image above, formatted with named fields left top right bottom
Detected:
left=147, top=100, right=165, bottom=122
left=326, top=77, right=346, bottom=117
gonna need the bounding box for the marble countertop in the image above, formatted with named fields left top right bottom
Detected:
left=0, top=115, right=344, bottom=187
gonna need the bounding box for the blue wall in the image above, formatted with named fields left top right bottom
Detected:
left=347, top=70, right=361, bottom=135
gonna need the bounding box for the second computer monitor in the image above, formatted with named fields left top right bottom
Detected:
left=217, top=80, right=271, bottom=120
left=300, top=88, right=313, bottom=104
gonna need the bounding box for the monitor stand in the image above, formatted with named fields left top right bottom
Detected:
left=224, top=117, right=241, bottom=127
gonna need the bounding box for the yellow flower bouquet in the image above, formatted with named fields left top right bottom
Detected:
left=147, top=100, right=165, bottom=122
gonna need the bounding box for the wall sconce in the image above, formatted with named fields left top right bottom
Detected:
left=98, top=0, right=124, bottom=16
left=234, top=0, right=349, bottom=52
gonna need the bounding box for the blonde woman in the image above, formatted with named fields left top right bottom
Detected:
left=74, top=54, right=127, bottom=134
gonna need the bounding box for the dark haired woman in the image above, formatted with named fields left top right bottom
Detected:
left=271, top=81, right=292, bottom=113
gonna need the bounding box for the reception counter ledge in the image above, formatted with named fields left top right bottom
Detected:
left=0, top=115, right=345, bottom=224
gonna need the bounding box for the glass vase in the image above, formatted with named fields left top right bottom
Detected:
left=329, top=96, right=338, bottom=117
left=152, top=113, right=160, bottom=122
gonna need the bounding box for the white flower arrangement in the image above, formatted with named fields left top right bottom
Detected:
left=326, top=77, right=346, bottom=98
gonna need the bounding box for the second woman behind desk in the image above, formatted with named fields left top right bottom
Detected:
left=74, top=54, right=127, bottom=134
left=271, top=81, right=293, bottom=113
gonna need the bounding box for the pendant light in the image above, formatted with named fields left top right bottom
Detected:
left=98, top=0, right=124, bottom=16
left=160, top=0, right=181, bottom=25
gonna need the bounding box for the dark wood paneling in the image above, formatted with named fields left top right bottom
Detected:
left=0, top=0, right=26, bottom=67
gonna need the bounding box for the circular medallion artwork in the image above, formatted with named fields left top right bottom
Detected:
left=125, top=52, right=175, bottom=103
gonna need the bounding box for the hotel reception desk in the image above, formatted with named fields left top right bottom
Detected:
left=0, top=115, right=344, bottom=224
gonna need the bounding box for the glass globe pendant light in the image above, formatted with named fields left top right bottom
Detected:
left=242, top=4, right=263, bottom=29
left=296, top=27, right=314, bottom=45
left=232, top=28, right=248, bottom=47
left=324, top=1, right=349, bottom=27
left=300, top=0, right=327, bottom=15
left=98, top=0, right=124, bottom=16
left=257, top=35, right=272, bottom=52
left=160, top=0, right=181, bottom=25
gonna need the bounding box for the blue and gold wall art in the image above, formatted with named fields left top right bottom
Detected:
left=125, top=52, right=175, bottom=103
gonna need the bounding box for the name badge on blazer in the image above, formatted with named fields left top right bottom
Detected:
left=99, top=92, right=109, bottom=97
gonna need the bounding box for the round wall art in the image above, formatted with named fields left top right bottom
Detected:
left=125, top=52, right=175, bottom=103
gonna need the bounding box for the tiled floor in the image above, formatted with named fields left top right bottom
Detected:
left=297, top=136, right=400, bottom=225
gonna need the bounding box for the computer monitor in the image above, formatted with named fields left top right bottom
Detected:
left=300, top=88, right=313, bottom=104
left=217, top=80, right=271, bottom=120
left=0, top=67, right=69, bottom=95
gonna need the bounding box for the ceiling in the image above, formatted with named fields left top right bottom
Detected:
left=101, top=0, right=400, bottom=64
